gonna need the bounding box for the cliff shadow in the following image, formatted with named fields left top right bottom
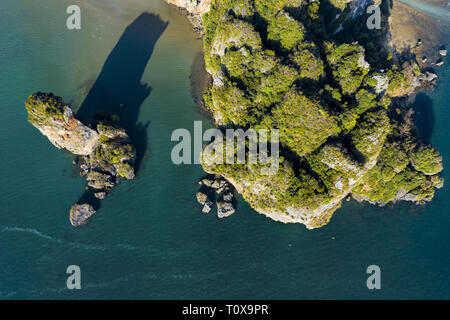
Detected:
left=77, top=12, right=168, bottom=173
left=75, top=12, right=168, bottom=211
left=411, top=93, right=435, bottom=143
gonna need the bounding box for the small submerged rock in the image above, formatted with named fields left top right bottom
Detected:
left=70, top=204, right=96, bottom=227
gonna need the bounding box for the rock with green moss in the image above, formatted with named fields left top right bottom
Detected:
left=25, top=92, right=99, bottom=155
left=79, top=121, right=136, bottom=192
left=25, top=92, right=136, bottom=226
left=409, top=145, right=443, bottom=176
left=351, top=110, right=443, bottom=205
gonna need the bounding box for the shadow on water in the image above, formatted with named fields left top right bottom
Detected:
left=75, top=12, right=168, bottom=208
left=411, top=93, right=435, bottom=143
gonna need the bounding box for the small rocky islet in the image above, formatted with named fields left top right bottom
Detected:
left=196, top=175, right=236, bottom=218
left=25, top=92, right=136, bottom=227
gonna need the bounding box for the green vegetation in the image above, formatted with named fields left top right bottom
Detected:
left=325, top=42, right=370, bottom=95
left=200, top=0, right=443, bottom=228
left=267, top=11, right=305, bottom=51
left=409, top=145, right=443, bottom=176
left=92, top=122, right=135, bottom=179
left=25, top=92, right=66, bottom=126
left=291, top=42, right=325, bottom=80
left=352, top=110, right=443, bottom=204
left=263, top=90, right=341, bottom=156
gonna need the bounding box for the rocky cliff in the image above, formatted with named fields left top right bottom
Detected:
left=178, top=0, right=444, bottom=229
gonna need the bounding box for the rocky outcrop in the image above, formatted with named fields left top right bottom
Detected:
left=202, top=199, right=214, bottom=213
left=196, top=192, right=208, bottom=205
left=25, top=92, right=99, bottom=155
left=25, top=92, right=136, bottom=226
left=77, top=122, right=136, bottom=194
left=217, top=201, right=235, bottom=218
left=70, top=204, right=96, bottom=227
left=197, top=175, right=235, bottom=218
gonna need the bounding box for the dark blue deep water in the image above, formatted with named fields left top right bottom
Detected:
left=0, top=0, right=448, bottom=299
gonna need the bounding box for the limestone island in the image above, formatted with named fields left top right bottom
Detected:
left=25, top=92, right=136, bottom=226
left=168, top=0, right=445, bottom=229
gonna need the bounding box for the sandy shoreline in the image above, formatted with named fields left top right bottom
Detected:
left=390, top=0, right=448, bottom=69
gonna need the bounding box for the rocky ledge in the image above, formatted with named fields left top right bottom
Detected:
left=25, top=92, right=136, bottom=226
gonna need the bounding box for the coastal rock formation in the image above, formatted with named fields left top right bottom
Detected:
left=197, top=175, right=236, bottom=217
left=70, top=204, right=96, bottom=227
left=25, top=92, right=99, bottom=155
left=194, top=1, right=444, bottom=229
left=78, top=122, right=136, bottom=193
left=25, top=92, right=136, bottom=226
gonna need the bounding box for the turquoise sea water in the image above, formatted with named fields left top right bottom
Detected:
left=0, top=0, right=449, bottom=299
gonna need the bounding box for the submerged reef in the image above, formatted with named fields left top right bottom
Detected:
left=25, top=92, right=136, bottom=226
left=170, top=0, right=444, bottom=229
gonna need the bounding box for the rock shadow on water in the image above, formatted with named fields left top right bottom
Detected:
left=74, top=12, right=168, bottom=211
left=411, top=93, right=435, bottom=143
left=77, top=12, right=169, bottom=174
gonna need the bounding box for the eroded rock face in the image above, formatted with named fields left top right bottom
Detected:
left=25, top=92, right=99, bottom=155
left=70, top=204, right=96, bottom=227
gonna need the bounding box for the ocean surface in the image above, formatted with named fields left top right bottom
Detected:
left=0, top=0, right=448, bottom=299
